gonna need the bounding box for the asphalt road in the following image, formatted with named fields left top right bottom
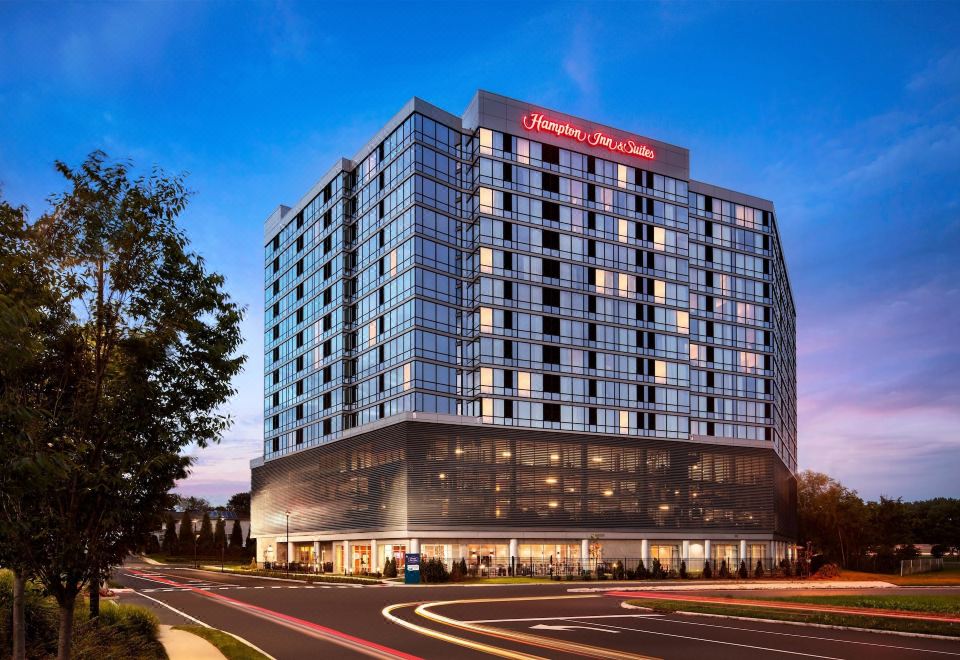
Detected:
left=113, top=559, right=960, bottom=660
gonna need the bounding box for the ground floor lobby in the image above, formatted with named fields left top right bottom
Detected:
left=256, top=535, right=796, bottom=576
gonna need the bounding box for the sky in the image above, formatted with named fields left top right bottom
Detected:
left=1, top=1, right=958, bottom=504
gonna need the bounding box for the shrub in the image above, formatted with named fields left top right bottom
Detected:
left=779, top=558, right=791, bottom=577
left=383, top=557, right=398, bottom=578
left=421, top=558, right=449, bottom=583
left=754, top=560, right=765, bottom=578
left=650, top=558, right=664, bottom=579
left=635, top=559, right=649, bottom=579
left=718, top=559, right=730, bottom=578
left=702, top=561, right=712, bottom=579
left=459, top=558, right=468, bottom=577
left=738, top=560, right=748, bottom=579
left=679, top=561, right=687, bottom=579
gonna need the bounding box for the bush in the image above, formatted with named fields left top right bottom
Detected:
left=718, top=559, right=730, bottom=578
left=737, top=560, right=748, bottom=579
left=754, top=560, right=765, bottom=578
left=679, top=561, right=687, bottom=579
left=635, top=559, right=649, bottom=579
left=383, top=557, right=398, bottom=578
left=0, top=572, right=164, bottom=660
left=421, top=558, right=449, bottom=583
left=779, top=558, right=791, bottom=577
left=702, top=561, right=712, bottom=579
left=650, top=558, right=664, bottom=579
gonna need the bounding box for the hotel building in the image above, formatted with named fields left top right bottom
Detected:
left=251, top=91, right=797, bottom=574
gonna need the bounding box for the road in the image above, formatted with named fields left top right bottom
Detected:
left=114, top=558, right=960, bottom=659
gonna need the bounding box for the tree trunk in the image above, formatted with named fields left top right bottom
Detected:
left=12, top=570, right=26, bottom=660
left=89, top=580, right=100, bottom=619
left=57, top=597, right=75, bottom=660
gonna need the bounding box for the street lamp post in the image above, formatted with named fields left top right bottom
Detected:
left=194, top=533, right=200, bottom=569
left=285, top=510, right=290, bottom=576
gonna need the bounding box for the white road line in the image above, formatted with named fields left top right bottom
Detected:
left=467, top=614, right=664, bottom=623
left=128, top=592, right=277, bottom=659
left=563, top=618, right=844, bottom=659
left=655, top=615, right=960, bottom=656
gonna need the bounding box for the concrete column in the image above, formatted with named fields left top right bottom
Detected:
left=508, top=538, right=518, bottom=575
left=704, top=539, right=712, bottom=562
left=640, top=539, right=649, bottom=561
left=288, top=541, right=295, bottom=566
left=739, top=539, right=747, bottom=565
left=409, top=538, right=420, bottom=554
left=580, top=538, right=589, bottom=563
left=681, top=540, right=690, bottom=561
left=371, top=539, right=378, bottom=573
left=342, top=540, right=349, bottom=574
left=768, top=540, right=776, bottom=562
left=313, top=541, right=321, bottom=569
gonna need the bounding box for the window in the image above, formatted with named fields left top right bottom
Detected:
left=542, top=287, right=560, bottom=307
left=543, top=403, right=561, bottom=423
left=543, top=316, right=560, bottom=336
left=543, top=229, right=560, bottom=249
left=543, top=345, right=560, bottom=364
left=542, top=258, right=560, bottom=279
left=542, top=201, right=560, bottom=221
left=544, top=374, right=560, bottom=393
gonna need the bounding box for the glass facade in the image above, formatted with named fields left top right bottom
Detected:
left=254, top=91, right=797, bottom=559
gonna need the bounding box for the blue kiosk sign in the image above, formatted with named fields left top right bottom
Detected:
left=404, top=553, right=421, bottom=584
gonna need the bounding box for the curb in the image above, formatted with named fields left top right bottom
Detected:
left=192, top=566, right=378, bottom=586
left=669, top=610, right=960, bottom=641
left=570, top=580, right=896, bottom=592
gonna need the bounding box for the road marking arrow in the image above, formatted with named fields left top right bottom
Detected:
left=530, top=624, right=619, bottom=633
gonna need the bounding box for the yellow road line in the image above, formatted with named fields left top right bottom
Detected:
left=382, top=602, right=546, bottom=660
left=412, top=594, right=660, bottom=660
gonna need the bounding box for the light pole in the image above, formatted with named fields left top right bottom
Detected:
left=285, top=510, right=291, bottom=576
left=194, top=533, right=200, bottom=569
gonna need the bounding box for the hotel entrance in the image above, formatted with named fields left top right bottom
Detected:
left=352, top=544, right=371, bottom=574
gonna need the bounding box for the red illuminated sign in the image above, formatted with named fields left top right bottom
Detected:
left=521, top=112, right=656, bottom=160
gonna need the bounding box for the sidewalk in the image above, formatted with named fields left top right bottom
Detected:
left=157, top=625, right=225, bottom=660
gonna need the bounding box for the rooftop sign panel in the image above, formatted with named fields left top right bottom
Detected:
left=521, top=112, right=656, bottom=160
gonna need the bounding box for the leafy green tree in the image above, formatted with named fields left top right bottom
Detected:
left=174, top=495, right=212, bottom=513
left=228, top=520, right=244, bottom=554
left=161, top=515, right=179, bottom=555
left=197, top=512, right=215, bottom=555
left=0, top=152, right=245, bottom=659
left=0, top=196, right=67, bottom=660
left=797, top=470, right=871, bottom=567
left=226, top=492, right=251, bottom=517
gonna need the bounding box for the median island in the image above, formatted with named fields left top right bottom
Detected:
left=626, top=594, right=960, bottom=637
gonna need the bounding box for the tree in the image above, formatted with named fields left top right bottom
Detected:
left=226, top=492, right=251, bottom=517
left=0, top=196, right=67, bottom=660
left=797, top=470, right=870, bottom=567
left=174, top=495, right=212, bottom=513
left=178, top=509, right=195, bottom=555
left=162, top=514, right=179, bottom=555
left=213, top=517, right=227, bottom=555
left=702, top=561, right=712, bottom=579
left=0, top=152, right=245, bottom=659
left=228, top=520, right=244, bottom=554
left=197, top=512, right=215, bottom=555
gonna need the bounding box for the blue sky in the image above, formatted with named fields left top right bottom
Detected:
left=2, top=2, right=958, bottom=503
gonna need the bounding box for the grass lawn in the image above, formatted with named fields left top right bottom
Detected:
left=627, top=597, right=960, bottom=638
left=174, top=625, right=270, bottom=660
left=760, top=594, right=960, bottom=616
left=833, top=563, right=960, bottom=586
